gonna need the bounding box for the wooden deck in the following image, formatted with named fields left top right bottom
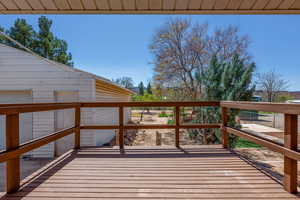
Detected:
left=0, top=145, right=299, bottom=200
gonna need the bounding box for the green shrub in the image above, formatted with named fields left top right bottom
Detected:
left=159, top=111, right=174, bottom=117
left=159, top=112, right=168, bottom=117
left=167, top=119, right=175, bottom=125
left=168, top=113, right=174, bottom=117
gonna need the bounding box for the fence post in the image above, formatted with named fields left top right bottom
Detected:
left=175, top=106, right=180, bottom=148
left=119, top=106, right=124, bottom=151
left=115, top=130, right=119, bottom=146
left=74, top=106, right=81, bottom=149
left=6, top=113, right=20, bottom=193
left=156, top=131, right=162, bottom=146
left=221, top=107, right=229, bottom=149
left=283, top=114, right=298, bottom=193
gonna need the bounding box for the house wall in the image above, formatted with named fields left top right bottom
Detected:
left=0, top=90, right=33, bottom=151
left=0, top=44, right=97, bottom=157
left=0, top=44, right=133, bottom=156
left=93, top=82, right=132, bottom=146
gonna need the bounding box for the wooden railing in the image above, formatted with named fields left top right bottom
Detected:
left=0, top=101, right=220, bottom=193
left=0, top=102, right=80, bottom=193
left=0, top=101, right=299, bottom=194
left=80, top=101, right=220, bottom=149
left=221, top=101, right=300, bottom=194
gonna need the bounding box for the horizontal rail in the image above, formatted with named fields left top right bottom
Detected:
left=81, top=124, right=220, bottom=130
left=0, top=102, right=80, bottom=107
left=0, top=127, right=75, bottom=163
left=0, top=101, right=219, bottom=114
left=81, top=101, right=220, bottom=107
left=221, top=101, right=300, bottom=115
left=0, top=103, right=80, bottom=114
left=225, top=127, right=300, bottom=161
left=179, top=124, right=221, bottom=129
left=81, top=125, right=119, bottom=130
left=1, top=101, right=300, bottom=114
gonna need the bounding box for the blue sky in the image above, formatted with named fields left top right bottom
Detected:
left=1, top=15, right=300, bottom=90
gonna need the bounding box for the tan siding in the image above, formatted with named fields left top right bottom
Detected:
left=94, top=82, right=132, bottom=145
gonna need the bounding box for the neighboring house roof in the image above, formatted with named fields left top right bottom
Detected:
left=0, top=42, right=134, bottom=96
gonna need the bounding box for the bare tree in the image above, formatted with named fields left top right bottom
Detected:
left=150, top=18, right=251, bottom=100
left=113, top=77, right=134, bottom=90
left=256, top=70, right=289, bottom=102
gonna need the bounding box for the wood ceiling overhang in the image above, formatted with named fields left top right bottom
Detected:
left=0, top=0, right=299, bottom=14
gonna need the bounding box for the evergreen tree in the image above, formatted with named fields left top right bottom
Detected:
left=36, top=16, right=73, bottom=66
left=190, top=54, right=255, bottom=146
left=7, top=18, right=36, bottom=49
left=36, top=16, right=54, bottom=59
left=138, top=82, right=145, bottom=96
left=146, top=82, right=152, bottom=94
left=201, top=54, right=255, bottom=101
left=1, top=16, right=73, bottom=66
left=0, top=26, right=7, bottom=44
left=52, top=38, right=73, bottom=66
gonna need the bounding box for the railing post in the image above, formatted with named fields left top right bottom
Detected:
left=283, top=114, right=298, bottom=193
left=221, top=107, right=229, bottom=149
left=6, top=113, right=20, bottom=193
left=74, top=106, right=81, bottom=149
left=175, top=106, right=180, bottom=148
left=119, top=106, right=124, bottom=151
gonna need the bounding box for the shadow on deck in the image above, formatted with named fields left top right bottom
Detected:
left=1, top=145, right=299, bottom=200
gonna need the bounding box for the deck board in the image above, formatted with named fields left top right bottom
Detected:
left=1, top=145, right=299, bottom=199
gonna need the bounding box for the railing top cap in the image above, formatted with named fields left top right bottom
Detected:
left=1, top=101, right=300, bottom=115
left=0, top=101, right=220, bottom=114
left=221, top=101, right=300, bottom=115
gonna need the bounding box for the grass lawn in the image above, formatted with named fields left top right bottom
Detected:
left=258, top=111, right=274, bottom=115
left=235, top=137, right=261, bottom=148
